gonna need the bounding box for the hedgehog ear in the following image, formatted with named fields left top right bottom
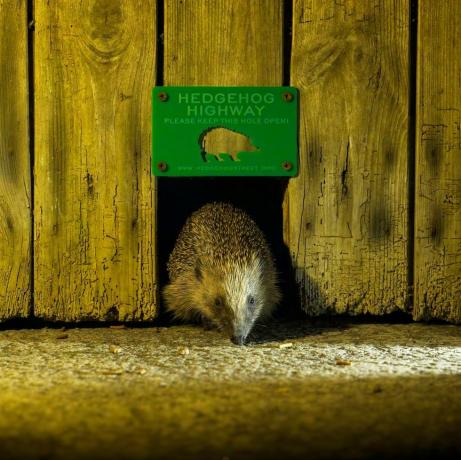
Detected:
left=194, top=259, right=203, bottom=281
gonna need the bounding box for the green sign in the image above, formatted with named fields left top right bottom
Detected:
left=152, top=86, right=298, bottom=177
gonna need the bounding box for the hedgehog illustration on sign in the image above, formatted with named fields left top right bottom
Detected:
left=198, top=127, right=260, bottom=162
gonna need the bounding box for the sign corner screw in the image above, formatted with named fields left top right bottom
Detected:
left=282, top=92, right=294, bottom=102
left=158, top=92, right=169, bottom=102
left=282, top=161, right=293, bottom=171
left=157, top=161, right=168, bottom=172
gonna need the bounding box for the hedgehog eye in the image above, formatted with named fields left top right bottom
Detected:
left=214, top=297, right=224, bottom=308
left=247, top=296, right=255, bottom=306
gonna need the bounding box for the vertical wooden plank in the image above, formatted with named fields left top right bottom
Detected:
left=414, top=1, right=461, bottom=323
left=164, top=0, right=283, bottom=86
left=163, top=0, right=284, bottom=300
left=0, top=0, right=30, bottom=319
left=288, top=1, right=409, bottom=315
left=34, top=1, right=157, bottom=321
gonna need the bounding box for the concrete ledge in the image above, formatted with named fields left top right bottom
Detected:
left=0, top=321, right=460, bottom=459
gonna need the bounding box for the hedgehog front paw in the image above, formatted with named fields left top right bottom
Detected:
left=202, top=318, right=223, bottom=332
left=201, top=317, right=216, bottom=330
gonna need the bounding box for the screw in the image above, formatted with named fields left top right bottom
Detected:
left=157, top=161, right=168, bottom=172
left=282, top=92, right=294, bottom=102
left=282, top=161, right=293, bottom=171
left=158, top=92, right=169, bottom=102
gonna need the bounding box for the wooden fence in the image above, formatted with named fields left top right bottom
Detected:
left=0, top=0, right=459, bottom=323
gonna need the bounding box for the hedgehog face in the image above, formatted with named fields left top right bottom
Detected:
left=194, top=258, right=266, bottom=344
left=223, top=259, right=266, bottom=345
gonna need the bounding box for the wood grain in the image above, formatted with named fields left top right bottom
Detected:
left=287, top=0, right=410, bottom=315
left=414, top=1, right=461, bottom=323
left=164, top=0, right=283, bottom=86
left=34, top=1, right=157, bottom=320
left=0, top=0, right=31, bottom=319
left=162, top=0, right=285, bottom=310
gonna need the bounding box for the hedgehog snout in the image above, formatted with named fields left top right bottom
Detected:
left=231, top=334, right=246, bottom=346
left=230, top=321, right=252, bottom=346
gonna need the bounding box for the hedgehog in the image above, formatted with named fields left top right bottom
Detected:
left=163, top=202, right=281, bottom=345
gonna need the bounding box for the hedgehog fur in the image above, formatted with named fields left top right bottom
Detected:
left=163, top=202, right=281, bottom=345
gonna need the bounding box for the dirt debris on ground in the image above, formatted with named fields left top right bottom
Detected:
left=0, top=320, right=460, bottom=460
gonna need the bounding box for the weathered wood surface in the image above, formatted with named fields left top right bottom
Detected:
left=414, top=1, right=461, bottom=323
left=0, top=1, right=30, bottom=319
left=34, top=1, right=157, bottom=320
left=162, top=0, right=284, bottom=304
left=164, top=0, right=283, bottom=86
left=287, top=0, right=409, bottom=315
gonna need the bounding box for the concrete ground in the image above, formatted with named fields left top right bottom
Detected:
left=0, top=319, right=460, bottom=460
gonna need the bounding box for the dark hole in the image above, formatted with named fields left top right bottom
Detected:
left=157, top=177, right=300, bottom=321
